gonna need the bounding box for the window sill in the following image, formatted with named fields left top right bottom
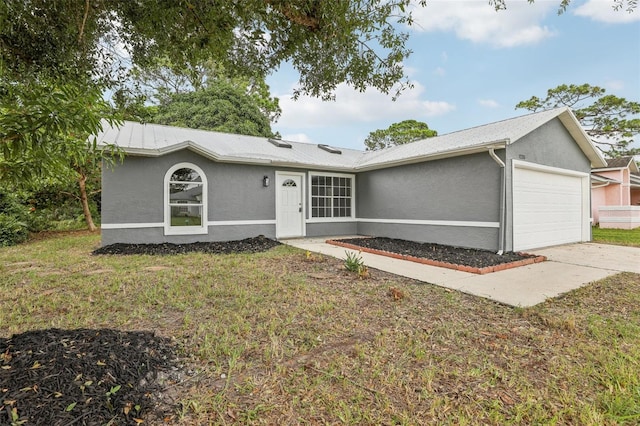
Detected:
left=164, top=226, right=208, bottom=236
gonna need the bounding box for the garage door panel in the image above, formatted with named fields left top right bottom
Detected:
left=513, top=165, right=587, bottom=251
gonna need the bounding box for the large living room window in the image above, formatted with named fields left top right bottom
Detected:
left=310, top=172, right=355, bottom=219
left=164, top=163, right=207, bottom=235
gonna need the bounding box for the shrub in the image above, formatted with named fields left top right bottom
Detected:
left=0, top=213, right=29, bottom=246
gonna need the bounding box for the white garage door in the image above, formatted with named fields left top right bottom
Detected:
left=513, top=161, right=589, bottom=251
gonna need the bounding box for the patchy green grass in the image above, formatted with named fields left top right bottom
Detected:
left=2, top=232, right=639, bottom=425
left=592, top=226, right=640, bottom=247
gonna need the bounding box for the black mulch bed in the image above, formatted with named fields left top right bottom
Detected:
left=93, top=235, right=281, bottom=256
left=335, top=237, right=535, bottom=268
left=1, top=329, right=187, bottom=425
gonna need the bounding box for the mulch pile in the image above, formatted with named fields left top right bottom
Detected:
left=333, top=237, right=536, bottom=268
left=1, top=329, right=186, bottom=425
left=93, top=235, right=281, bottom=256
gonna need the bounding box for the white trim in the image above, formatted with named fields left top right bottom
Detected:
left=356, top=218, right=500, bottom=228
left=599, top=217, right=640, bottom=223
left=512, top=159, right=589, bottom=178
left=101, top=223, right=164, bottom=229
left=308, top=171, right=356, bottom=220
left=207, top=219, right=276, bottom=226
left=164, top=162, right=208, bottom=236
left=307, top=217, right=358, bottom=224
left=599, top=206, right=640, bottom=211
left=275, top=171, right=306, bottom=238
left=102, top=220, right=276, bottom=230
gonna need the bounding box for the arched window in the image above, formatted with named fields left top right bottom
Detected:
left=164, top=163, right=207, bottom=235
left=282, top=179, right=297, bottom=187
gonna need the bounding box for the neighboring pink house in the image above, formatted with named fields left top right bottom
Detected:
left=591, top=156, right=640, bottom=229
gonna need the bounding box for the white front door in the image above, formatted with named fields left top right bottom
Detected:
left=276, top=172, right=304, bottom=238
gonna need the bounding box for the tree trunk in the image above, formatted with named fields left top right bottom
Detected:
left=78, top=172, right=97, bottom=231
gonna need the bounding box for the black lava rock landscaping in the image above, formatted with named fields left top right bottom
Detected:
left=93, top=235, right=281, bottom=256
left=332, top=237, right=539, bottom=269
left=0, top=328, right=187, bottom=426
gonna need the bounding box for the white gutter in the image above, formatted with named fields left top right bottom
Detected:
left=488, top=148, right=506, bottom=255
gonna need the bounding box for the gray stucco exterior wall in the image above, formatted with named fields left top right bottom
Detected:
left=356, top=152, right=503, bottom=250
left=505, top=118, right=591, bottom=173
left=306, top=221, right=358, bottom=237
left=101, top=149, right=278, bottom=245
left=101, top=149, right=362, bottom=246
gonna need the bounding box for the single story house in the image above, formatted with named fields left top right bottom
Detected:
left=97, top=106, right=606, bottom=252
left=591, top=156, right=640, bottom=229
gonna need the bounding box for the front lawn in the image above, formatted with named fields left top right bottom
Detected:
left=1, top=233, right=639, bottom=425
left=592, top=226, right=640, bottom=247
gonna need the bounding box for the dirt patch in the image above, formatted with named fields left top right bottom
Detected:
left=0, top=328, right=191, bottom=425
left=330, top=237, right=545, bottom=274
left=92, top=235, right=281, bottom=256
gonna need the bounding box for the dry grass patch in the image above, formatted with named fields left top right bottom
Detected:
left=1, top=233, right=639, bottom=425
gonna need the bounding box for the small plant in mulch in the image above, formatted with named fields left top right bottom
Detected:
left=344, top=250, right=369, bottom=278
left=0, top=328, right=190, bottom=425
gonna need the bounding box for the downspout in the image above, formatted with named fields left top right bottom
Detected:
left=488, top=148, right=506, bottom=255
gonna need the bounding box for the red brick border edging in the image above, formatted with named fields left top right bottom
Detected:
left=326, top=239, right=546, bottom=275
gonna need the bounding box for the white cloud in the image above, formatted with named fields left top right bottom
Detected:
left=478, top=99, right=500, bottom=108
left=274, top=82, right=456, bottom=130
left=433, top=66, right=446, bottom=76
left=282, top=133, right=314, bottom=143
left=410, top=0, right=557, bottom=47
left=573, top=0, right=640, bottom=23
left=604, top=79, right=625, bottom=91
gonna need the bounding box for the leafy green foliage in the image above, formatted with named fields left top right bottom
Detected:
left=150, top=81, right=274, bottom=137
left=344, top=250, right=366, bottom=274
left=364, top=120, right=437, bottom=151
left=125, top=59, right=282, bottom=137
left=0, top=190, right=28, bottom=246
left=0, top=81, right=115, bottom=178
left=0, top=77, right=123, bottom=231
left=0, top=1, right=427, bottom=101
left=516, top=84, right=640, bottom=156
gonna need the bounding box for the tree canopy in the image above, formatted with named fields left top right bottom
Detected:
left=1, top=1, right=421, bottom=99
left=516, top=84, right=640, bottom=156
left=150, top=81, right=274, bottom=137
left=364, top=120, right=437, bottom=151
left=1, top=0, right=636, bottom=163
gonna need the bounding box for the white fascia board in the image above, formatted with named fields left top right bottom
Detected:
left=592, top=166, right=628, bottom=172
left=558, top=109, right=607, bottom=168
left=354, top=141, right=509, bottom=172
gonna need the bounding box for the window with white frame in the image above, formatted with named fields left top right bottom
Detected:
left=165, top=163, right=207, bottom=234
left=310, top=173, right=354, bottom=218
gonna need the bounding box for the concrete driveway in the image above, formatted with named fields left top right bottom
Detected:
left=284, top=238, right=640, bottom=308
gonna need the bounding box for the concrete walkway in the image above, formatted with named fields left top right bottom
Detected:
left=283, top=237, right=640, bottom=307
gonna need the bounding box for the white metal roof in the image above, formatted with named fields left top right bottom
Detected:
left=95, top=107, right=606, bottom=170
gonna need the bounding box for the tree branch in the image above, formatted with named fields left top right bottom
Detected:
left=78, top=0, right=90, bottom=44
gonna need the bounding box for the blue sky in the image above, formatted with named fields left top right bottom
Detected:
left=266, top=0, right=640, bottom=152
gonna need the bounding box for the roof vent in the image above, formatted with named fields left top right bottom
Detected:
left=318, top=144, right=342, bottom=154
left=268, top=138, right=292, bottom=148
